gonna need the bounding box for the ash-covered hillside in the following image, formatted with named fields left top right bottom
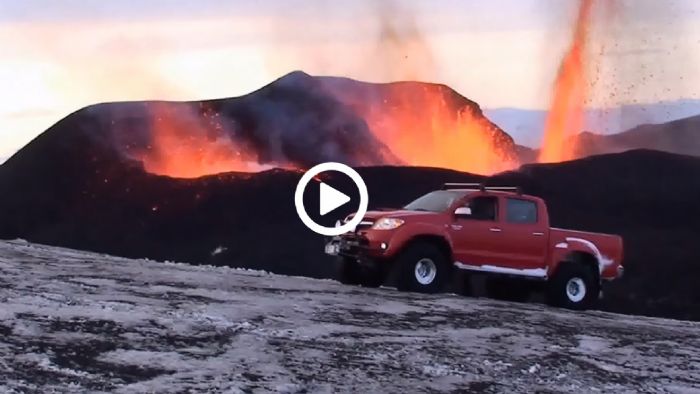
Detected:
left=0, top=240, right=698, bottom=393
left=574, top=114, right=700, bottom=158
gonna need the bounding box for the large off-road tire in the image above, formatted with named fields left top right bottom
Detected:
left=485, top=277, right=531, bottom=303
left=337, top=257, right=384, bottom=288
left=547, top=261, right=599, bottom=310
left=394, top=242, right=451, bottom=293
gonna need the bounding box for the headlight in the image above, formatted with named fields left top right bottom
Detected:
left=371, top=218, right=405, bottom=230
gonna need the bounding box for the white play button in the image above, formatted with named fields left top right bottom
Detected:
left=319, top=182, right=351, bottom=216
left=294, top=162, right=369, bottom=236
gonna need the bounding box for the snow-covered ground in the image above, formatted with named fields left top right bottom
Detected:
left=0, top=240, right=698, bottom=393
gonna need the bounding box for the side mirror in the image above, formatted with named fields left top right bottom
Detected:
left=454, top=207, right=472, bottom=217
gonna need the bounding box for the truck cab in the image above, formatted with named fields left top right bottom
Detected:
left=326, top=183, right=624, bottom=310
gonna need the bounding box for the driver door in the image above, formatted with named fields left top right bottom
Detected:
left=449, top=196, right=504, bottom=266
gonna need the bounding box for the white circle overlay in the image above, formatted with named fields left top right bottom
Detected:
left=294, top=162, right=368, bottom=236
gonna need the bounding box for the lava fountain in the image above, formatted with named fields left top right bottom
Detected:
left=539, top=0, right=596, bottom=163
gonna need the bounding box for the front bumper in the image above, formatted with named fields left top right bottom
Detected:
left=324, top=230, right=394, bottom=262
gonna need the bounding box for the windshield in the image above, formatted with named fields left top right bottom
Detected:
left=403, top=190, right=469, bottom=212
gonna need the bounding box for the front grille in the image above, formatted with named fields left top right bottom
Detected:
left=344, top=217, right=375, bottom=232
left=355, top=221, right=374, bottom=232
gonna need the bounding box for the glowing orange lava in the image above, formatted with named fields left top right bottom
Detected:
left=359, top=84, right=518, bottom=174
left=539, top=0, right=595, bottom=163
left=139, top=103, right=265, bottom=178
left=139, top=84, right=517, bottom=178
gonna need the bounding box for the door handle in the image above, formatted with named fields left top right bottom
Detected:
left=489, top=227, right=502, bottom=233
left=532, top=232, right=544, bottom=236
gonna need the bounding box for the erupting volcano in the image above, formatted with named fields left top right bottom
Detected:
left=93, top=72, right=519, bottom=179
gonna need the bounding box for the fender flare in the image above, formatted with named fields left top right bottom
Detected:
left=552, top=237, right=615, bottom=275
left=389, top=223, right=454, bottom=258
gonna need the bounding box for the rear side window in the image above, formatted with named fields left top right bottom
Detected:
left=467, top=196, right=498, bottom=221
left=506, top=198, right=537, bottom=224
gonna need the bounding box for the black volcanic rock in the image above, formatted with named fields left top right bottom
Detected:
left=217, top=71, right=396, bottom=166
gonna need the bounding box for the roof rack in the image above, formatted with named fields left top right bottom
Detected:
left=442, top=183, right=522, bottom=195
left=443, top=183, right=484, bottom=191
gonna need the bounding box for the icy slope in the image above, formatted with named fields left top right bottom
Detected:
left=0, top=240, right=698, bottom=393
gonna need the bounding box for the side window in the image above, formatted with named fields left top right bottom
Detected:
left=506, top=198, right=537, bottom=224
left=466, top=196, right=498, bottom=221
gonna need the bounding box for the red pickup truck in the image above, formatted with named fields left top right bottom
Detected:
left=325, top=183, right=624, bottom=310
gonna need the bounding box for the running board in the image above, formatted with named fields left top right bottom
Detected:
left=454, top=262, right=547, bottom=279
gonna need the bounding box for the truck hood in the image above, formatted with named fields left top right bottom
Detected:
left=356, top=210, right=440, bottom=222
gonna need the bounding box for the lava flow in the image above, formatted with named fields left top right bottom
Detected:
left=134, top=81, right=518, bottom=179
left=360, top=84, right=518, bottom=174
left=539, top=0, right=596, bottom=163
left=138, top=103, right=274, bottom=178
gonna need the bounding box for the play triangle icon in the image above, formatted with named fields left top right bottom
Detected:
left=319, top=182, right=351, bottom=216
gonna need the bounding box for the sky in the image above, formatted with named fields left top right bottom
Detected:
left=1, top=0, right=699, bottom=161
